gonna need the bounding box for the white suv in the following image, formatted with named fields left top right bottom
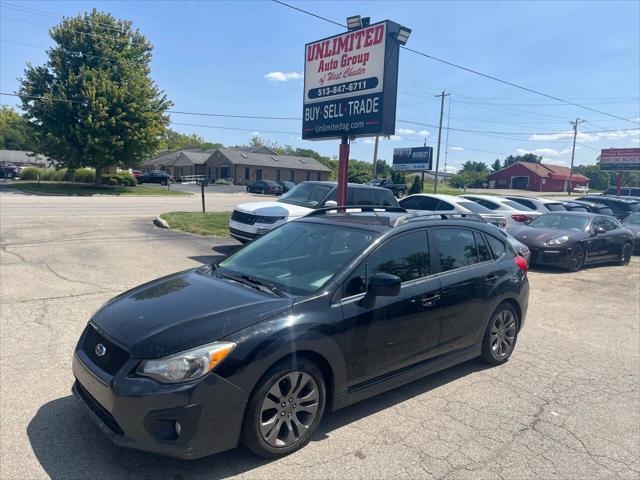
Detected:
left=229, top=181, right=399, bottom=243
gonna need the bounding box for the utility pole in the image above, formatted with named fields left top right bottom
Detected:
left=372, top=135, right=379, bottom=180
left=421, top=137, right=427, bottom=190
left=434, top=90, right=449, bottom=193
left=568, top=118, right=585, bottom=196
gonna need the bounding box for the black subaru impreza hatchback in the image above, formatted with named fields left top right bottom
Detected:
left=72, top=207, right=529, bottom=459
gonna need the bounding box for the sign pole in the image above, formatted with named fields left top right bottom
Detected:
left=433, top=90, right=449, bottom=193
left=338, top=137, right=350, bottom=207
left=616, top=171, right=624, bottom=196
left=372, top=135, right=379, bottom=180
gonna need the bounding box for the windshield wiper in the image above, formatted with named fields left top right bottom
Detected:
left=239, top=275, right=285, bottom=297
left=216, top=270, right=284, bottom=297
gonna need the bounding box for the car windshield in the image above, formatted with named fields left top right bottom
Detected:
left=457, top=201, right=493, bottom=214
left=217, top=221, right=375, bottom=295
left=528, top=214, right=590, bottom=232
left=367, top=179, right=383, bottom=186
left=623, top=213, right=640, bottom=226
left=278, top=183, right=334, bottom=208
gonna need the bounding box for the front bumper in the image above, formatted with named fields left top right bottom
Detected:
left=228, top=218, right=285, bottom=243
left=72, top=351, right=249, bottom=459
left=528, top=246, right=571, bottom=268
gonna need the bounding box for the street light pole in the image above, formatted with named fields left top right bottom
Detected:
left=372, top=135, right=379, bottom=180
left=434, top=90, right=449, bottom=193
left=568, top=118, right=585, bottom=196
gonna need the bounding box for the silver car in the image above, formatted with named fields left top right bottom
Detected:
left=460, top=194, right=542, bottom=230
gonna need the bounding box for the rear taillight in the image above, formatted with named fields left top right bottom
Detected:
left=515, top=256, right=528, bottom=272
left=511, top=214, right=531, bottom=222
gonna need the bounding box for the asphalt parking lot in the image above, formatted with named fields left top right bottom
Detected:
left=1, top=189, right=639, bottom=480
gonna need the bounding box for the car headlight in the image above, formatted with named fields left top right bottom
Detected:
left=137, top=341, right=235, bottom=383
left=544, top=235, right=569, bottom=246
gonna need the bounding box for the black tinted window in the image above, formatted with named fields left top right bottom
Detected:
left=510, top=198, right=535, bottom=209
left=475, top=232, right=492, bottom=262
left=374, top=190, right=398, bottom=206
left=545, top=203, right=566, bottom=211
left=598, top=208, right=614, bottom=215
left=433, top=228, right=479, bottom=272
left=349, top=188, right=372, bottom=206
left=486, top=234, right=506, bottom=259
left=601, top=217, right=620, bottom=230
left=344, top=231, right=429, bottom=296
left=399, top=196, right=422, bottom=209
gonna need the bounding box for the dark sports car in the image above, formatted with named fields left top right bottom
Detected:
left=510, top=212, right=634, bottom=271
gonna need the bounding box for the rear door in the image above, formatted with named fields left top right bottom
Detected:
left=430, top=227, right=495, bottom=353
left=341, top=230, right=441, bottom=385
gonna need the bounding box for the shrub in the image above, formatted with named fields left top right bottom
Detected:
left=117, top=172, right=137, bottom=186
left=214, top=178, right=233, bottom=185
left=39, top=168, right=57, bottom=181
left=52, top=168, right=68, bottom=181
left=408, top=176, right=422, bottom=195
left=73, top=168, right=96, bottom=184
left=101, top=174, right=119, bottom=186
left=20, top=167, right=41, bottom=180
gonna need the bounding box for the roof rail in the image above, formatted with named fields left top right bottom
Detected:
left=394, top=212, right=487, bottom=226
left=305, top=205, right=407, bottom=217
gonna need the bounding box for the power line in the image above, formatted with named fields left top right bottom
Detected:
left=271, top=0, right=640, bottom=126
left=3, top=92, right=638, bottom=138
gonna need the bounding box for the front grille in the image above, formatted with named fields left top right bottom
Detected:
left=82, top=324, right=129, bottom=376
left=231, top=210, right=257, bottom=225
left=74, top=381, right=124, bottom=435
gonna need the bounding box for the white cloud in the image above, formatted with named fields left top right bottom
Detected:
left=362, top=138, right=376, bottom=144
left=390, top=135, right=403, bottom=141
left=418, top=130, right=431, bottom=137
left=264, top=71, right=303, bottom=82
left=515, top=147, right=575, bottom=159
left=251, top=131, right=260, bottom=136
left=396, top=128, right=416, bottom=135
left=529, top=128, right=639, bottom=143
left=631, top=138, right=640, bottom=144
left=450, top=146, right=464, bottom=151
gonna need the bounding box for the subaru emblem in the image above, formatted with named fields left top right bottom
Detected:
left=95, top=343, right=107, bottom=357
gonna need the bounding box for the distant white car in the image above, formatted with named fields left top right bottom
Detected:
left=572, top=185, right=589, bottom=194
left=460, top=194, right=543, bottom=230
left=503, top=195, right=568, bottom=213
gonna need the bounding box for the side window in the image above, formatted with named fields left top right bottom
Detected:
left=399, top=197, right=421, bottom=209
left=473, top=199, right=498, bottom=210
left=475, top=232, right=492, bottom=262
left=376, top=191, right=397, bottom=206
left=602, top=217, right=620, bottom=231
left=351, top=188, right=373, bottom=206
left=486, top=234, right=507, bottom=259
left=433, top=228, right=479, bottom=272
left=344, top=231, right=429, bottom=296
left=435, top=200, right=454, bottom=211
left=418, top=197, right=440, bottom=210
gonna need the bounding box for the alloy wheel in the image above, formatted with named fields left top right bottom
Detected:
left=621, top=244, right=632, bottom=265
left=259, top=371, right=320, bottom=448
left=568, top=245, right=585, bottom=271
left=490, top=310, right=517, bottom=359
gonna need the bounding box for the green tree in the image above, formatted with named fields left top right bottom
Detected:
left=460, top=161, right=489, bottom=173
left=0, top=106, right=36, bottom=151
left=491, top=158, right=502, bottom=172
left=18, top=10, right=171, bottom=184
left=408, top=176, right=422, bottom=194
left=502, top=153, right=542, bottom=167
left=158, top=129, right=222, bottom=151
left=573, top=164, right=611, bottom=191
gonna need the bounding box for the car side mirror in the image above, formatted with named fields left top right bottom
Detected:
left=360, top=273, right=401, bottom=308
left=324, top=200, right=338, bottom=208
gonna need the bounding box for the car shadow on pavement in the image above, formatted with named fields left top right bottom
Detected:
left=27, top=358, right=489, bottom=480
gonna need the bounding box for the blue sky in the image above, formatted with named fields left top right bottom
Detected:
left=1, top=0, right=639, bottom=170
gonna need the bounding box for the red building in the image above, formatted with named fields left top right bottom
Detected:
left=487, top=161, right=589, bottom=192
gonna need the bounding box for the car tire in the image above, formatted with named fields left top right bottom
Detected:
left=618, top=242, right=633, bottom=266
left=397, top=190, right=404, bottom=199
left=480, top=303, right=519, bottom=365
left=566, top=243, right=586, bottom=272
left=241, top=358, right=326, bottom=458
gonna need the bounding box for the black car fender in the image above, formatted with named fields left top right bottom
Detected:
left=217, top=312, right=348, bottom=407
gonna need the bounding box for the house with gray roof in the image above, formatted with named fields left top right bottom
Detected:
left=141, top=147, right=331, bottom=184
left=0, top=150, right=51, bottom=168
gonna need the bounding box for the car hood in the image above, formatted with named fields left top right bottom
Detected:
left=90, top=269, right=292, bottom=358
left=510, top=226, right=583, bottom=245
left=234, top=201, right=312, bottom=218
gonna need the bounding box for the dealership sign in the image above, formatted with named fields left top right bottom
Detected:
left=302, top=20, right=402, bottom=140
left=600, top=148, right=640, bottom=171
left=392, top=146, right=433, bottom=171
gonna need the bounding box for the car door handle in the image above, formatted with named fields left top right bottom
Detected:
left=420, top=293, right=441, bottom=307
left=485, top=274, right=498, bottom=284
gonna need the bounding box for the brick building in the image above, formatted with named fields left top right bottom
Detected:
left=487, top=161, right=589, bottom=192
left=142, top=147, right=331, bottom=184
